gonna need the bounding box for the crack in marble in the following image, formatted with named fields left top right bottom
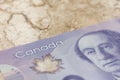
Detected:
left=7, top=13, right=50, bottom=30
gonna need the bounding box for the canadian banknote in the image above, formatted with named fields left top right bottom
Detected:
left=1, top=19, right=120, bottom=80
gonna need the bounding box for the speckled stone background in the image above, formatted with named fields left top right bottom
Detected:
left=0, top=0, right=120, bottom=50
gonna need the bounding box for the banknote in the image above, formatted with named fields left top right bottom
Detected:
left=1, top=18, right=120, bottom=80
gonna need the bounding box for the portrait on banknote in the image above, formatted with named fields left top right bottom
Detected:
left=76, top=30, right=120, bottom=80
left=50, top=21, right=120, bottom=80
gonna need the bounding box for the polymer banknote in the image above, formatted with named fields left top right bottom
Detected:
left=1, top=19, right=120, bottom=80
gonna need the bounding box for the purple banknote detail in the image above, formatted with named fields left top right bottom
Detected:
left=1, top=19, right=120, bottom=80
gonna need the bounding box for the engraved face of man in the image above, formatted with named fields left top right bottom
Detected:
left=78, top=32, right=120, bottom=73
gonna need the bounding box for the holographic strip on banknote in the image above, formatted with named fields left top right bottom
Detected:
left=1, top=19, right=120, bottom=80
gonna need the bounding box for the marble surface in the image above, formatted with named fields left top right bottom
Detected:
left=0, top=0, right=120, bottom=50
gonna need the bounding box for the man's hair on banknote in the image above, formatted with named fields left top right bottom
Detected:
left=75, top=29, right=120, bottom=62
left=62, top=75, right=85, bottom=80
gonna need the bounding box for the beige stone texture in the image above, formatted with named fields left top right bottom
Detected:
left=0, top=0, right=120, bottom=50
